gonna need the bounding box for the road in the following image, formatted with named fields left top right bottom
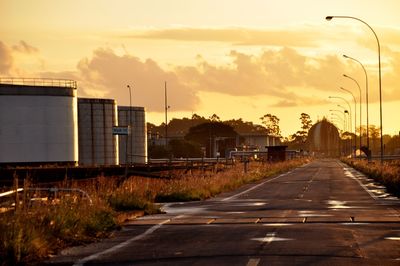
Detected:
left=49, top=159, right=400, bottom=265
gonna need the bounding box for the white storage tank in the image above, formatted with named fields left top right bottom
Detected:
left=78, top=98, right=119, bottom=165
left=118, top=106, right=147, bottom=164
left=0, top=78, right=78, bottom=165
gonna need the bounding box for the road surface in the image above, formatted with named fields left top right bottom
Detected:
left=49, top=159, right=400, bottom=265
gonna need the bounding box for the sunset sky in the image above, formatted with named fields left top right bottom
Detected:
left=1, top=0, right=400, bottom=137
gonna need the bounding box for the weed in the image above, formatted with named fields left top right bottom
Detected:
left=0, top=158, right=308, bottom=264
left=343, top=158, right=400, bottom=197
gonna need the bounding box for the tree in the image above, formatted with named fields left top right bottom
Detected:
left=169, top=139, right=203, bottom=158
left=185, top=122, right=238, bottom=157
left=369, top=125, right=381, bottom=154
left=260, top=114, right=281, bottom=136
left=296, top=113, right=312, bottom=142
left=209, top=113, right=221, bottom=122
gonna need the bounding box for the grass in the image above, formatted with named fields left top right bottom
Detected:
left=0, top=158, right=309, bottom=265
left=342, top=158, right=400, bottom=197
left=1, top=199, right=116, bottom=265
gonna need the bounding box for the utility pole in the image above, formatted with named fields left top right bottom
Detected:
left=164, top=81, right=168, bottom=147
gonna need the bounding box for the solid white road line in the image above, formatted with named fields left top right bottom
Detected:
left=343, top=167, right=378, bottom=200
left=222, top=172, right=290, bottom=202
left=73, top=219, right=171, bottom=266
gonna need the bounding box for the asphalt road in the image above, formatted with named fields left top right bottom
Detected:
left=49, top=159, right=400, bottom=266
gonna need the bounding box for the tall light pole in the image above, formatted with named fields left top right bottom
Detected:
left=343, top=74, right=362, bottom=153
left=329, top=96, right=353, bottom=155
left=340, top=87, right=361, bottom=149
left=164, top=81, right=170, bottom=149
left=331, top=113, right=345, bottom=130
left=326, top=15, right=383, bottom=162
left=124, top=84, right=132, bottom=178
left=330, top=110, right=347, bottom=132
left=343, top=54, right=370, bottom=153
left=332, top=108, right=351, bottom=156
left=127, top=85, right=132, bottom=165
left=337, top=105, right=352, bottom=135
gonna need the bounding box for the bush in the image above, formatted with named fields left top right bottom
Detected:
left=107, top=191, right=159, bottom=214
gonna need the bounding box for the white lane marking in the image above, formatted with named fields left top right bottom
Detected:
left=246, top=258, right=261, bottom=266
left=73, top=219, right=170, bottom=266
left=263, top=223, right=293, bottom=227
left=343, top=168, right=377, bottom=200
left=251, top=232, right=293, bottom=243
left=222, top=173, right=289, bottom=201
left=385, top=237, right=400, bottom=241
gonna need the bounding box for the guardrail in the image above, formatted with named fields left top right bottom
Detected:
left=0, top=77, right=77, bottom=88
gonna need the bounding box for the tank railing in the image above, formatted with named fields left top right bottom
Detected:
left=0, top=77, right=77, bottom=88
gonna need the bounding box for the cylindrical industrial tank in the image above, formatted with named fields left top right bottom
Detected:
left=0, top=78, right=78, bottom=165
left=78, top=98, right=119, bottom=166
left=307, top=119, right=340, bottom=157
left=118, top=106, right=147, bottom=164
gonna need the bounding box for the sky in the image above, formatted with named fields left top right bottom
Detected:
left=1, top=0, right=400, bottom=137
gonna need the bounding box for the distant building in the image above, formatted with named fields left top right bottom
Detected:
left=0, top=78, right=78, bottom=165
left=0, top=77, right=149, bottom=166
left=241, top=133, right=281, bottom=151
left=118, top=106, right=148, bottom=164
left=78, top=98, right=119, bottom=166
left=307, top=119, right=340, bottom=157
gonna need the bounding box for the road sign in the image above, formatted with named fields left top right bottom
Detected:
left=112, top=126, right=129, bottom=135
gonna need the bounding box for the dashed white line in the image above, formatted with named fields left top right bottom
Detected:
left=246, top=258, right=261, bottom=266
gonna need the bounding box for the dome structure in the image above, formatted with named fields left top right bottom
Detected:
left=307, top=119, right=340, bottom=157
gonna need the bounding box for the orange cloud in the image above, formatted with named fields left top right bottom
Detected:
left=34, top=45, right=400, bottom=112
left=74, top=48, right=199, bottom=111
left=176, top=48, right=343, bottom=102
left=126, top=27, right=324, bottom=47
left=12, top=40, right=39, bottom=54
left=0, top=41, right=13, bottom=74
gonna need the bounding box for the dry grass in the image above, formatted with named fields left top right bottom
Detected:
left=0, top=199, right=116, bottom=265
left=0, top=158, right=308, bottom=265
left=343, top=158, right=400, bottom=197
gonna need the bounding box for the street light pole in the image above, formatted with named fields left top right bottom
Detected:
left=127, top=85, right=132, bottom=165
left=343, top=74, right=362, bottom=153
left=339, top=87, right=357, bottom=155
left=329, top=96, right=353, bottom=156
left=331, top=109, right=350, bottom=156
left=326, top=15, right=383, bottom=163
left=124, top=84, right=132, bottom=178
left=164, top=81, right=170, bottom=149
left=337, top=105, right=352, bottom=136
left=343, top=55, right=370, bottom=153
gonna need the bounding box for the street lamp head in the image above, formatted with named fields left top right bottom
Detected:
left=326, top=16, right=333, bottom=21
left=343, top=54, right=348, bottom=58
left=343, top=74, right=348, bottom=78
left=344, top=110, right=349, bottom=113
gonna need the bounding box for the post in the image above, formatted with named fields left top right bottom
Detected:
left=13, top=171, right=19, bottom=212
left=164, top=81, right=168, bottom=148
left=128, top=85, right=132, bottom=165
